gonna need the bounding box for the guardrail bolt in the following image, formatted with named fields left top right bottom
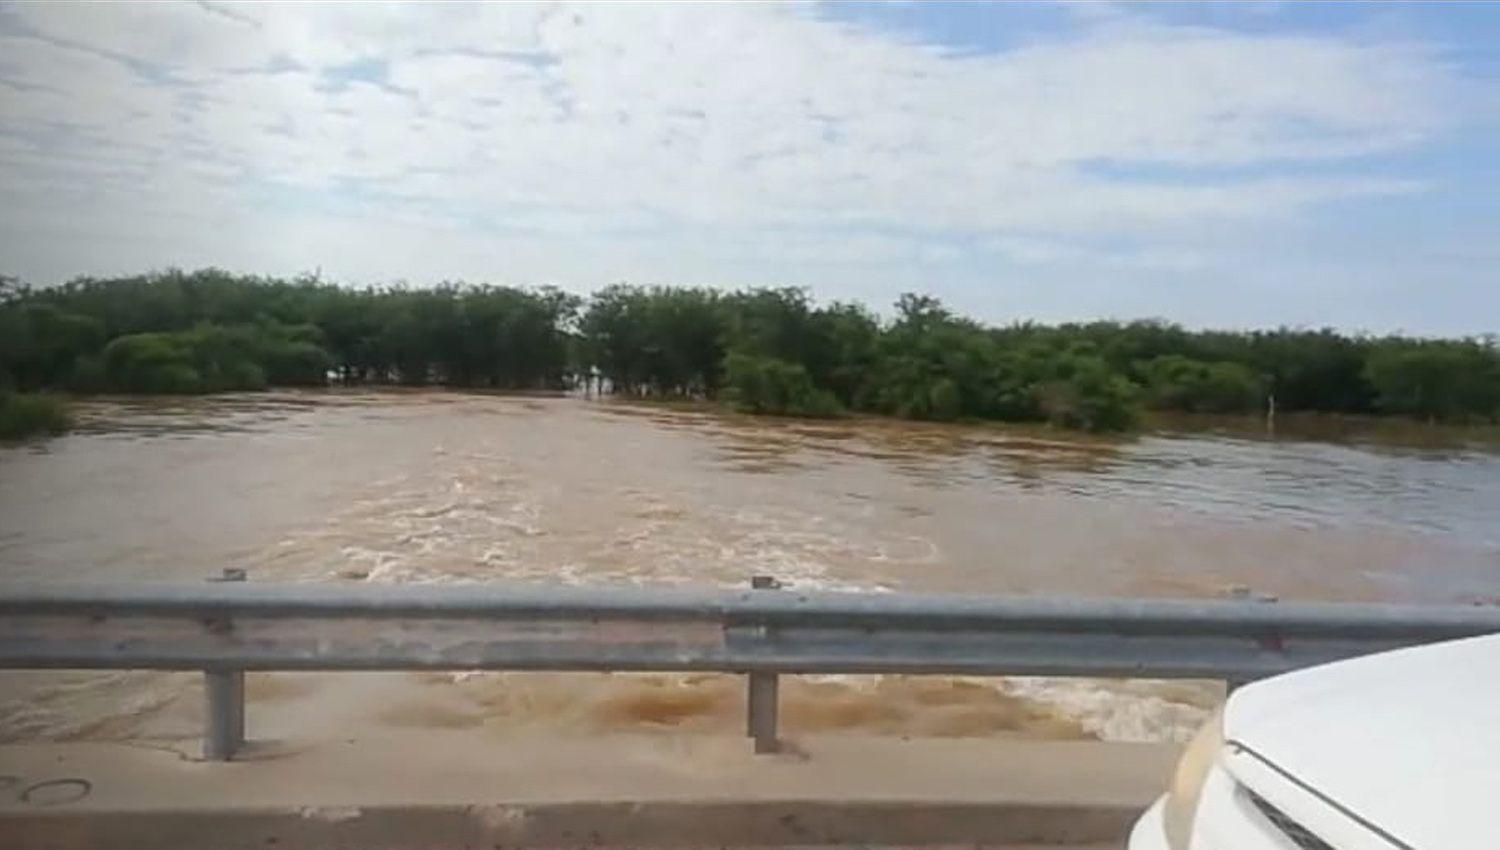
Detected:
left=747, top=575, right=780, bottom=754
left=203, top=569, right=247, bottom=761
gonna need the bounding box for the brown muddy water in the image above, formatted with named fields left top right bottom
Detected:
left=2, top=391, right=1497, bottom=747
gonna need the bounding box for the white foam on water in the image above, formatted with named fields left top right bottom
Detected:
left=998, top=676, right=1217, bottom=743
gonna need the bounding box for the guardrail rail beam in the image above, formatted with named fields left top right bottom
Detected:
left=2, top=579, right=1498, bottom=761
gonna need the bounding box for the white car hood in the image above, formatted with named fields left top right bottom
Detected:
left=1225, top=632, right=1500, bottom=850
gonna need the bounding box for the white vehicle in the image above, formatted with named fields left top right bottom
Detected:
left=1130, top=632, right=1500, bottom=849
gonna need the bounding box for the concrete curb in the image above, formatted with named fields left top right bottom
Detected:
left=0, top=734, right=1176, bottom=848
left=7, top=800, right=1143, bottom=849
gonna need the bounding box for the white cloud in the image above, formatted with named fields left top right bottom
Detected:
left=0, top=0, right=1481, bottom=329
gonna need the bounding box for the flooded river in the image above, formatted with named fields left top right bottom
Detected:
left=2, top=391, right=1497, bottom=746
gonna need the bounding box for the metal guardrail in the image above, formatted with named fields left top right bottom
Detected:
left=2, top=573, right=1498, bottom=759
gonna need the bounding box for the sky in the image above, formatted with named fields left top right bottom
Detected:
left=1, top=1, right=1497, bottom=335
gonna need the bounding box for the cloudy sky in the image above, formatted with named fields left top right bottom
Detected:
left=1, top=2, right=1497, bottom=333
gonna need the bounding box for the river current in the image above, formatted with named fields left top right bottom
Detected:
left=2, top=391, right=1496, bottom=746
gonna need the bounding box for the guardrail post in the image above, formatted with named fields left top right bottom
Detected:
left=204, top=668, right=244, bottom=761
left=747, top=575, right=780, bottom=754
left=203, top=568, right=246, bottom=761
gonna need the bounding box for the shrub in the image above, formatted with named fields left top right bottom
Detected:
left=723, top=352, right=845, bottom=418
left=1035, top=355, right=1141, bottom=432
left=0, top=392, right=73, bottom=440
left=98, top=324, right=325, bottom=393
left=1139, top=355, right=1265, bottom=414
left=102, top=333, right=203, bottom=393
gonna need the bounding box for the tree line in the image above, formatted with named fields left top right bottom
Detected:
left=2, top=269, right=1498, bottom=433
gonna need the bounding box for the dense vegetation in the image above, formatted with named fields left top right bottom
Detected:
left=3, top=270, right=1498, bottom=433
